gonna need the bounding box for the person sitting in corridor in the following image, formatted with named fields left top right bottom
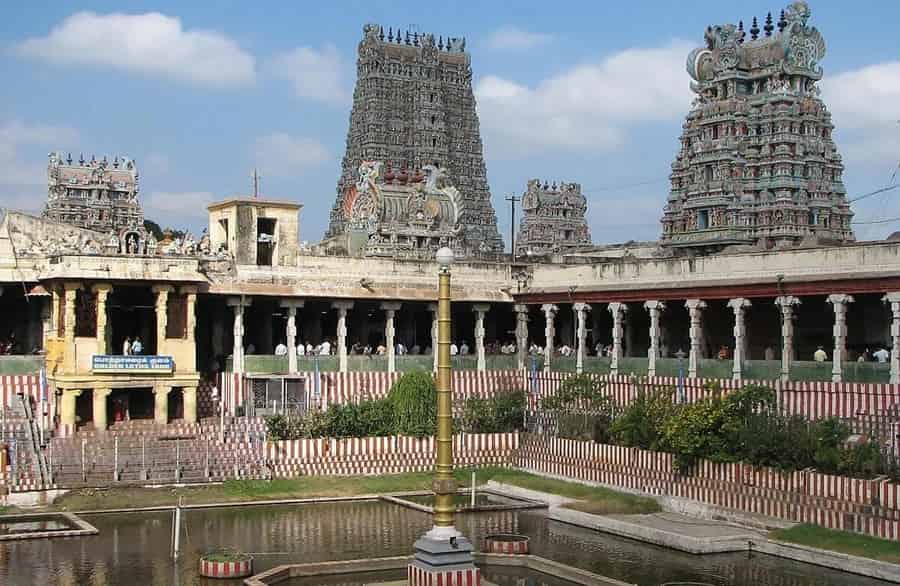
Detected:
left=814, top=346, right=828, bottom=362
left=274, top=341, right=288, bottom=356
left=131, top=337, right=143, bottom=355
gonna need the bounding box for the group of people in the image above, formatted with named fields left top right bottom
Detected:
left=121, top=336, right=143, bottom=355
left=272, top=340, right=333, bottom=357
left=813, top=345, right=891, bottom=363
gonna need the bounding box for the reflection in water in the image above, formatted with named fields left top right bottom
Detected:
left=0, top=501, right=892, bottom=586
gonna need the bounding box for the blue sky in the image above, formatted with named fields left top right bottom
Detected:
left=2, top=1, right=899, bottom=245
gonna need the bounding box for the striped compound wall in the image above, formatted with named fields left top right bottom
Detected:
left=0, top=374, right=52, bottom=431
left=265, top=432, right=518, bottom=478
left=517, top=434, right=900, bottom=541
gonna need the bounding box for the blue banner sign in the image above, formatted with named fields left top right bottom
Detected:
left=92, top=355, right=174, bottom=373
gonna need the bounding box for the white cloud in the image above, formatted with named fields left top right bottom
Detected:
left=0, top=121, right=78, bottom=214
left=475, top=40, right=693, bottom=158
left=252, top=133, right=329, bottom=177
left=484, top=26, right=553, bottom=51
left=822, top=61, right=900, bottom=170
left=16, top=11, right=255, bottom=87
left=268, top=45, right=347, bottom=104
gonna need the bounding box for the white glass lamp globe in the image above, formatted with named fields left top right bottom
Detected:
left=435, top=247, right=454, bottom=269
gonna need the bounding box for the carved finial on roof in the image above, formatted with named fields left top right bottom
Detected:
left=66, top=152, right=72, bottom=164
left=737, top=20, right=744, bottom=44
left=113, top=156, right=119, bottom=168
left=778, top=9, right=787, bottom=32
left=750, top=16, right=760, bottom=40
left=379, top=26, right=384, bottom=41
left=405, top=31, right=410, bottom=45
left=91, top=154, right=96, bottom=163
left=79, top=153, right=85, bottom=165
left=438, top=35, right=443, bottom=50
left=388, top=27, right=393, bottom=42
left=413, top=32, right=419, bottom=46
left=764, top=12, right=774, bottom=36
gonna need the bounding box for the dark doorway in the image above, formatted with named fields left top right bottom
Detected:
left=168, top=388, right=184, bottom=421
left=108, top=286, right=157, bottom=355
left=257, top=218, right=276, bottom=266
left=124, top=389, right=154, bottom=421
left=75, top=390, right=93, bottom=428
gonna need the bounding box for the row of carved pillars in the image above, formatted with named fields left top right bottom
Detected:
left=530, top=294, right=900, bottom=383
left=227, top=297, right=496, bottom=373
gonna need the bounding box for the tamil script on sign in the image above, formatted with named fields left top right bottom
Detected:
left=92, top=355, right=174, bottom=371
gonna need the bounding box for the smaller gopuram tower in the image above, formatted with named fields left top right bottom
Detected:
left=660, top=1, right=853, bottom=251
left=516, top=179, right=591, bottom=257
left=43, top=152, right=143, bottom=233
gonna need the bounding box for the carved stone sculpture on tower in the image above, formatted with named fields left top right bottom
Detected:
left=660, top=1, right=853, bottom=252
left=326, top=24, right=503, bottom=257
left=516, top=179, right=592, bottom=257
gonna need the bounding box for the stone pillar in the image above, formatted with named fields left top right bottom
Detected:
left=183, top=386, right=198, bottom=424
left=881, top=291, right=900, bottom=384
left=227, top=297, right=251, bottom=373
left=827, top=294, right=854, bottom=383
left=624, top=308, right=635, bottom=358
left=286, top=306, right=298, bottom=373
left=574, top=303, right=591, bottom=374
left=280, top=299, right=305, bottom=374
left=607, top=302, right=628, bottom=375
left=728, top=298, right=752, bottom=381
left=332, top=301, right=354, bottom=373
left=884, top=293, right=900, bottom=384
left=181, top=286, right=198, bottom=342
left=382, top=302, right=402, bottom=373
left=472, top=304, right=490, bottom=371
left=41, top=298, right=51, bottom=347
left=541, top=304, right=558, bottom=372
left=514, top=304, right=529, bottom=371
left=91, top=284, right=113, bottom=355
left=644, top=301, right=665, bottom=377
left=63, top=283, right=80, bottom=343
left=152, top=285, right=173, bottom=353
left=92, top=387, right=112, bottom=432
left=60, top=389, right=82, bottom=435
left=428, top=303, right=438, bottom=371
left=685, top=299, right=707, bottom=378
left=775, top=296, right=801, bottom=382
left=154, top=385, right=171, bottom=425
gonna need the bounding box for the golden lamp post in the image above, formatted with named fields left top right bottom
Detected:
left=408, top=246, right=480, bottom=585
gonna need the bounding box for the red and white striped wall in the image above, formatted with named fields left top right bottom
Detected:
left=518, top=434, right=900, bottom=541
left=264, top=432, right=519, bottom=478
left=0, top=374, right=53, bottom=432
left=198, top=557, right=253, bottom=579
left=408, top=563, right=480, bottom=586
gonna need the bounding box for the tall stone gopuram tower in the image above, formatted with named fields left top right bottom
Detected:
left=326, top=25, right=504, bottom=257
left=660, top=1, right=854, bottom=252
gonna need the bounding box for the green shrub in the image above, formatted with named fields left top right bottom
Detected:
left=542, top=374, right=615, bottom=442
left=264, top=413, right=292, bottom=440
left=387, top=370, right=437, bottom=437
left=461, top=390, right=525, bottom=433
left=611, top=385, right=675, bottom=450
left=324, top=399, right=395, bottom=438
left=659, top=393, right=731, bottom=472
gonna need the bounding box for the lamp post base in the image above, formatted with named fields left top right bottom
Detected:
left=409, top=525, right=480, bottom=586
